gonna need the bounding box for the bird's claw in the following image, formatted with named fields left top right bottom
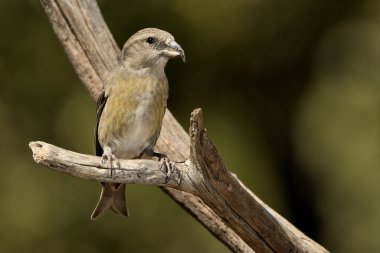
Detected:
left=101, top=147, right=120, bottom=177
left=159, top=157, right=175, bottom=183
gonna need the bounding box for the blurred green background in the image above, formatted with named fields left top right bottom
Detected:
left=1, top=0, right=380, bottom=252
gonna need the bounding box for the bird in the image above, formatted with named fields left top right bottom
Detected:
left=91, top=28, right=185, bottom=220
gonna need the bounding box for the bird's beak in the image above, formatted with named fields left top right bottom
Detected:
left=166, top=40, right=186, bottom=63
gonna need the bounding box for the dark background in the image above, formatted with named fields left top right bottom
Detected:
left=1, top=0, right=379, bottom=252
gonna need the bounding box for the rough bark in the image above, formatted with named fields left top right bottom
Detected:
left=30, top=109, right=327, bottom=253
left=33, top=0, right=329, bottom=252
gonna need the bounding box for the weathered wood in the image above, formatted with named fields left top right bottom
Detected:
left=30, top=108, right=328, bottom=253
left=188, top=109, right=328, bottom=253
left=36, top=0, right=329, bottom=252
left=29, top=141, right=193, bottom=191
left=39, top=0, right=254, bottom=252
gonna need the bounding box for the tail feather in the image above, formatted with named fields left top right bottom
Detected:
left=91, top=183, right=129, bottom=220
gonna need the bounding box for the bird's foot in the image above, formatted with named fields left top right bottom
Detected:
left=143, top=150, right=176, bottom=183
left=159, top=157, right=176, bottom=183
left=150, top=152, right=181, bottom=184
left=101, top=146, right=120, bottom=177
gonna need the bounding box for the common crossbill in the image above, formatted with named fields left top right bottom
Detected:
left=91, top=28, right=185, bottom=220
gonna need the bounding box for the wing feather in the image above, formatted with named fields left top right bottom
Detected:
left=94, top=91, right=108, bottom=156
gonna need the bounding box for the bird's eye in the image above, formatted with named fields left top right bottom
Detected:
left=146, top=37, right=155, bottom=44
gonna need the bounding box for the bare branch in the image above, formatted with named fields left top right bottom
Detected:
left=39, top=0, right=254, bottom=252
left=188, top=109, right=328, bottom=253
left=30, top=108, right=328, bottom=253
left=29, top=141, right=193, bottom=191
left=37, top=0, right=329, bottom=252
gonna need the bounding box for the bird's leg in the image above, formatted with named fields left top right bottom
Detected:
left=151, top=152, right=183, bottom=184
left=142, top=150, right=173, bottom=183
left=160, top=157, right=173, bottom=183
left=101, top=146, right=120, bottom=178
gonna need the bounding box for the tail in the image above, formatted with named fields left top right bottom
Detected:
left=91, top=183, right=129, bottom=220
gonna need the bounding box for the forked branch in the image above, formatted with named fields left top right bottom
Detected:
left=34, top=0, right=329, bottom=252
left=30, top=108, right=327, bottom=253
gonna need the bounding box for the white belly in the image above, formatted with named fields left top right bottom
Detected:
left=112, top=96, right=156, bottom=159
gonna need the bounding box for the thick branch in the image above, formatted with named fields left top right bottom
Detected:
left=30, top=108, right=328, bottom=253
left=189, top=109, right=328, bottom=253
left=39, top=0, right=252, bottom=252
left=37, top=0, right=328, bottom=252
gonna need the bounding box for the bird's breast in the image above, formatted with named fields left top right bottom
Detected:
left=98, top=75, right=168, bottom=159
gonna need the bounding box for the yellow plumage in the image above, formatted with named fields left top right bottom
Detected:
left=90, top=28, right=184, bottom=220
left=98, top=69, right=168, bottom=159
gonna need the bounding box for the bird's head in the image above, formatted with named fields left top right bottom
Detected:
left=121, top=28, right=185, bottom=73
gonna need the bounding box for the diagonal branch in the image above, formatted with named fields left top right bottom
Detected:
left=36, top=0, right=329, bottom=252
left=39, top=0, right=253, bottom=252
left=30, top=106, right=328, bottom=253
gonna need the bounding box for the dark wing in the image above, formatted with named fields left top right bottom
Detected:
left=94, top=91, right=108, bottom=156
